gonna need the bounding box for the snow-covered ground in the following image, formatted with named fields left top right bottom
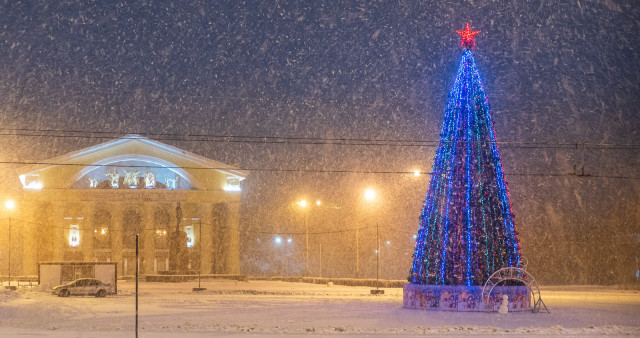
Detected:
left=1, top=280, right=639, bottom=337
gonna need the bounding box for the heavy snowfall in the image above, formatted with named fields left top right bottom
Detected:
left=0, top=0, right=638, bottom=336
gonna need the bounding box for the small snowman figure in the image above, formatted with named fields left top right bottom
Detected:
left=498, top=294, right=509, bottom=314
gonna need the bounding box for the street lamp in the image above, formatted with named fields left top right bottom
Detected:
left=296, top=198, right=323, bottom=277
left=364, top=189, right=376, bottom=201
left=5, top=200, right=15, bottom=288
left=364, top=189, right=384, bottom=295
left=357, top=189, right=377, bottom=279
left=296, top=199, right=310, bottom=276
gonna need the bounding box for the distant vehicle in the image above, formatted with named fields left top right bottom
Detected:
left=52, top=278, right=112, bottom=297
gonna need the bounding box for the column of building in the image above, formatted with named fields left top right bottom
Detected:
left=142, top=202, right=155, bottom=274
left=22, top=200, right=37, bottom=276
left=226, top=202, right=241, bottom=275
left=199, top=202, right=213, bottom=274
left=111, top=202, right=123, bottom=277
left=52, top=201, right=65, bottom=262
left=83, top=202, right=96, bottom=263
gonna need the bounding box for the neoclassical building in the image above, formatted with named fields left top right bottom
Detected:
left=10, top=135, right=247, bottom=277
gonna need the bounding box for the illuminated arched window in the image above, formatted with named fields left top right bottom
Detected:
left=154, top=210, right=170, bottom=249
left=93, top=210, right=112, bottom=249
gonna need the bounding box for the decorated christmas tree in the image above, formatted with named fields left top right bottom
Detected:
left=409, top=23, right=521, bottom=287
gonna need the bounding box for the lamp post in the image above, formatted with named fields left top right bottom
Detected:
left=296, top=199, right=322, bottom=277
left=364, top=189, right=384, bottom=295
left=304, top=205, right=309, bottom=276
left=296, top=200, right=309, bottom=276
left=296, top=199, right=310, bottom=276
left=5, top=200, right=15, bottom=288
left=375, top=221, right=380, bottom=291
left=355, top=227, right=359, bottom=278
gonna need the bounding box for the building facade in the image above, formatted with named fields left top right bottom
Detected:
left=7, top=135, right=246, bottom=277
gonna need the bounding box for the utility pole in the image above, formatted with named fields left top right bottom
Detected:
left=376, top=222, right=379, bottom=289
left=4, top=200, right=15, bottom=288
left=355, top=228, right=359, bottom=278
left=319, top=243, right=322, bottom=278
left=198, top=219, right=202, bottom=289
left=371, top=222, right=384, bottom=295
left=135, top=233, right=139, bottom=338
left=305, top=212, right=309, bottom=276
left=7, top=216, right=11, bottom=288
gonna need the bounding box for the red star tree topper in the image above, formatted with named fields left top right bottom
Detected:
left=456, top=22, right=480, bottom=49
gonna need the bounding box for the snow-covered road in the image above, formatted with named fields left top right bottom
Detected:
left=1, top=280, right=638, bottom=337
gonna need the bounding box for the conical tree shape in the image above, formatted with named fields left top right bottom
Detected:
left=409, top=46, right=521, bottom=286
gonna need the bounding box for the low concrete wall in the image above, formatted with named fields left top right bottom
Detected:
left=268, top=276, right=406, bottom=288
left=145, top=274, right=247, bottom=282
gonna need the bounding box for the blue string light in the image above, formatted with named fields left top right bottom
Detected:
left=409, top=28, right=521, bottom=286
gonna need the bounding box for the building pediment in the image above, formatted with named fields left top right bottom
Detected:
left=18, top=135, right=247, bottom=191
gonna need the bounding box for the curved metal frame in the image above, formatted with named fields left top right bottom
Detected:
left=481, top=264, right=549, bottom=313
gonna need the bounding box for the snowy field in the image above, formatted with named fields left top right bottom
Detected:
left=1, top=279, right=639, bottom=337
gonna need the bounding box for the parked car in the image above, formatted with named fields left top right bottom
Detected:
left=52, top=278, right=112, bottom=297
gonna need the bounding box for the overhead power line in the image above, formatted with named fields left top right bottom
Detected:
left=1, top=160, right=637, bottom=180
left=0, top=217, right=395, bottom=236
left=3, top=218, right=639, bottom=243
left=0, top=128, right=638, bottom=150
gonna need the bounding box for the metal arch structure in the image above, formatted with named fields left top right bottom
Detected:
left=481, top=265, right=549, bottom=313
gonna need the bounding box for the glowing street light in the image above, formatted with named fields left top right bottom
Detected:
left=5, top=200, right=15, bottom=288
left=356, top=189, right=376, bottom=279
left=296, top=198, right=322, bottom=276
left=296, top=199, right=310, bottom=275
left=413, top=169, right=421, bottom=177
left=363, top=189, right=383, bottom=294
left=364, top=189, right=376, bottom=201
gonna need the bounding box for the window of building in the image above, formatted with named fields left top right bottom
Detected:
left=154, top=210, right=170, bottom=249
left=93, top=210, right=112, bottom=250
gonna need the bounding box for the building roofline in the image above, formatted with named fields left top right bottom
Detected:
left=18, top=134, right=248, bottom=179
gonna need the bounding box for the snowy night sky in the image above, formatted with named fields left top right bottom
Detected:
left=0, top=1, right=638, bottom=283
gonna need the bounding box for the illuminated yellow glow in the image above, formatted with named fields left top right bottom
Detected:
left=297, top=200, right=308, bottom=208
left=69, top=225, right=80, bottom=247
left=223, top=184, right=241, bottom=192
left=316, top=200, right=322, bottom=206
left=25, top=181, right=43, bottom=190
left=5, top=200, right=15, bottom=210
left=413, top=170, right=420, bottom=176
left=19, top=174, right=43, bottom=190
left=364, top=189, right=376, bottom=201
left=185, top=226, right=194, bottom=247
